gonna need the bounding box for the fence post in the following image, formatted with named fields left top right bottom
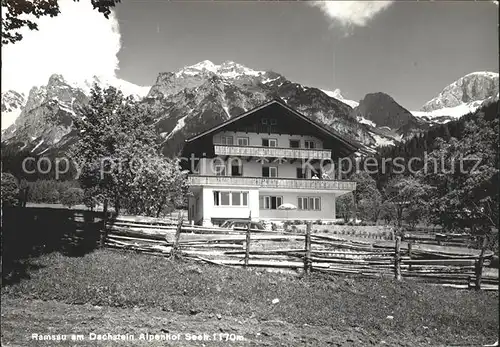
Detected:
left=394, top=236, right=402, bottom=281
left=244, top=219, right=251, bottom=267
left=171, top=213, right=183, bottom=259
left=304, top=222, right=312, bottom=275
left=408, top=241, right=413, bottom=272
left=99, top=198, right=109, bottom=248
left=475, top=234, right=488, bottom=291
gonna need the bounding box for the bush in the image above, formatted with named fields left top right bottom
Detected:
left=1, top=172, right=19, bottom=207
left=27, top=179, right=79, bottom=204
left=48, top=189, right=60, bottom=203
left=61, top=188, right=84, bottom=208
left=83, top=188, right=101, bottom=210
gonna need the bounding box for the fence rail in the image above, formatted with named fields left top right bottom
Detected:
left=214, top=144, right=332, bottom=160
left=104, top=215, right=498, bottom=291
left=187, top=175, right=356, bottom=191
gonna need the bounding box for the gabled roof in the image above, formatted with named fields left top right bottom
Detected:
left=185, top=98, right=359, bottom=152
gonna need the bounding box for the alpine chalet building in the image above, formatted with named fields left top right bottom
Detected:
left=182, top=99, right=358, bottom=226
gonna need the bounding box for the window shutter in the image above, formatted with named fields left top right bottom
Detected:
left=259, top=196, right=264, bottom=209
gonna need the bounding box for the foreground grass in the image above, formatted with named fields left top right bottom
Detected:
left=2, top=249, right=498, bottom=345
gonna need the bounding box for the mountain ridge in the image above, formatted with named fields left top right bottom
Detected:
left=2, top=61, right=498, bottom=157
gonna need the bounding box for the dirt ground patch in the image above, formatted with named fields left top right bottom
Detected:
left=1, top=297, right=480, bottom=347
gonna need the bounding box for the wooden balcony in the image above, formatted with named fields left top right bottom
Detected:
left=188, top=175, right=356, bottom=191
left=214, top=144, right=331, bottom=160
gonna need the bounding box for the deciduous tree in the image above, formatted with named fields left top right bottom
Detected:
left=1, top=0, right=121, bottom=44
left=419, top=113, right=499, bottom=233
left=72, top=85, right=188, bottom=216
left=1, top=172, right=19, bottom=207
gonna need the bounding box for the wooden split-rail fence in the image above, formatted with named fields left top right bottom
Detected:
left=102, top=215, right=498, bottom=291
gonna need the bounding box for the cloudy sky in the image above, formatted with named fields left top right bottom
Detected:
left=2, top=0, right=498, bottom=111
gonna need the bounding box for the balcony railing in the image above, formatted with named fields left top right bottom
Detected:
left=188, top=175, right=356, bottom=191
left=214, top=145, right=331, bottom=160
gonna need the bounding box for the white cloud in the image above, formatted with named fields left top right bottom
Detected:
left=1, top=0, right=122, bottom=94
left=311, top=1, right=393, bottom=28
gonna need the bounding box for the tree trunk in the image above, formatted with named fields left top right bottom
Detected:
left=114, top=197, right=120, bottom=215
left=352, top=194, right=357, bottom=223
left=397, top=206, right=403, bottom=227
left=156, top=197, right=167, bottom=218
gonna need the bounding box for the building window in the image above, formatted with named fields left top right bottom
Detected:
left=270, top=118, right=277, bottom=125
left=220, top=136, right=234, bottom=145
left=262, top=166, right=278, bottom=178
left=237, top=137, right=249, bottom=146
left=298, top=197, right=321, bottom=211
left=304, top=140, right=315, bottom=149
left=262, top=138, right=277, bottom=147
left=261, top=118, right=268, bottom=125
left=221, top=192, right=230, bottom=205
left=231, top=163, right=243, bottom=176
left=231, top=192, right=241, bottom=206
left=290, top=140, right=300, bottom=148
left=213, top=191, right=249, bottom=206
left=215, top=164, right=226, bottom=176
left=261, top=196, right=283, bottom=210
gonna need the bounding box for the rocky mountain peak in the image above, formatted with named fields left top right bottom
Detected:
left=1, top=90, right=26, bottom=130
left=1, top=90, right=25, bottom=112
left=421, top=71, right=499, bottom=112
left=174, top=60, right=265, bottom=79
left=350, top=92, right=419, bottom=132
left=47, top=74, right=67, bottom=87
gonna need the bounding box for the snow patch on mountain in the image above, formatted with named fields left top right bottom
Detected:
left=165, top=115, right=188, bottom=141
left=412, top=100, right=485, bottom=124
left=371, top=133, right=395, bottom=148
left=175, top=60, right=264, bottom=79
left=357, top=117, right=377, bottom=128
left=321, top=89, right=359, bottom=108
left=31, top=139, right=44, bottom=153
left=76, top=75, right=150, bottom=98
left=262, top=76, right=280, bottom=84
